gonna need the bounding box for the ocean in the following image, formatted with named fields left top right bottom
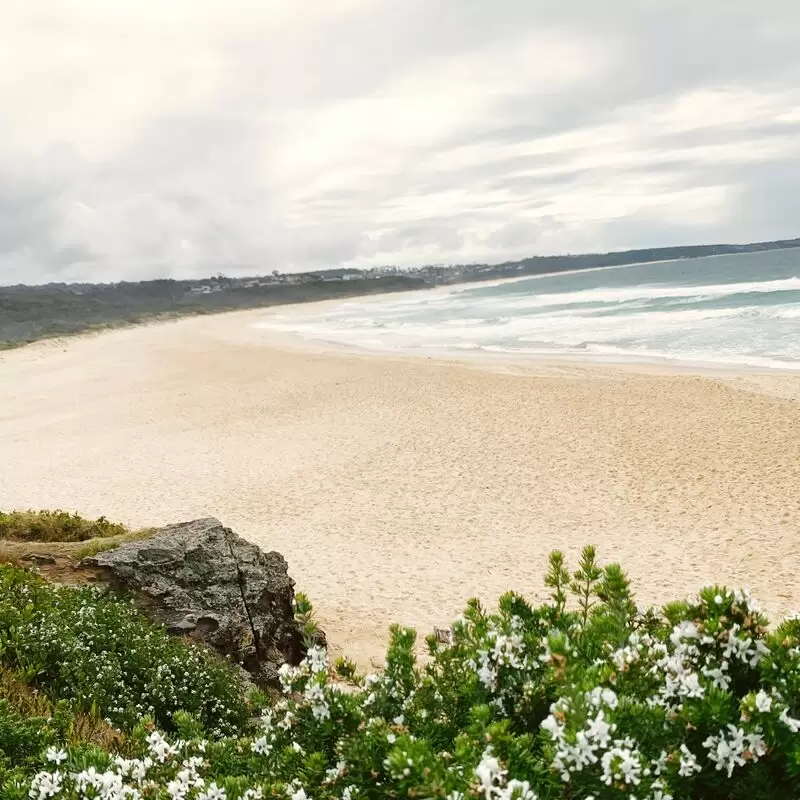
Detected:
left=258, top=249, right=800, bottom=370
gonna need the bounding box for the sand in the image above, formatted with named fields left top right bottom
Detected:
left=2, top=309, right=800, bottom=665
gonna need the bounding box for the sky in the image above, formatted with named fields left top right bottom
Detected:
left=3, top=1, right=800, bottom=284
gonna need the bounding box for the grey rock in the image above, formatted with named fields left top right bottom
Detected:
left=21, top=552, right=57, bottom=565
left=80, top=517, right=317, bottom=686
left=168, top=616, right=198, bottom=633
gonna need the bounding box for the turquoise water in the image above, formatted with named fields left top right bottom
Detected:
left=259, top=249, right=800, bottom=369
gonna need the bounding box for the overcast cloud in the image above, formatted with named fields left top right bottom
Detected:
left=2, top=1, right=800, bottom=284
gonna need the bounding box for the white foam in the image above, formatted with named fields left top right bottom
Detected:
left=771, top=306, right=800, bottom=319
left=253, top=264, right=800, bottom=370
left=492, top=276, right=800, bottom=312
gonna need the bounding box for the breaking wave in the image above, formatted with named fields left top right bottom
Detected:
left=255, top=250, right=800, bottom=370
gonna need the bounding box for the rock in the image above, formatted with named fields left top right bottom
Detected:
left=79, top=517, right=319, bottom=686
left=20, top=552, right=57, bottom=565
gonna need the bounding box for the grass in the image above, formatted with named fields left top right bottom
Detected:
left=0, top=509, right=155, bottom=573
left=0, top=666, right=123, bottom=750
left=72, top=530, right=156, bottom=560
left=0, top=510, right=128, bottom=543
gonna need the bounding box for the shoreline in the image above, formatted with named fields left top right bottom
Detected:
left=2, top=309, right=800, bottom=664
left=251, top=325, right=800, bottom=379
left=245, top=313, right=800, bottom=400
left=7, top=240, right=800, bottom=375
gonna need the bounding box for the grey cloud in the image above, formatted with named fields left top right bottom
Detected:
left=372, top=221, right=466, bottom=254
left=717, top=159, right=800, bottom=241
left=3, top=1, right=800, bottom=284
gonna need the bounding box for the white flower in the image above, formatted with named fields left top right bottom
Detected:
left=325, top=761, right=347, bottom=781
left=650, top=779, right=674, bottom=800
left=586, top=687, right=618, bottom=709
left=601, top=688, right=618, bottom=708
left=540, top=714, right=564, bottom=740
left=114, top=756, right=150, bottom=783
left=304, top=682, right=331, bottom=721
left=291, top=741, right=304, bottom=754
left=45, top=747, right=67, bottom=765
left=278, top=662, right=299, bottom=693
left=681, top=672, right=705, bottom=699
left=701, top=665, right=731, bottom=691
left=251, top=736, right=272, bottom=755
left=703, top=724, right=767, bottom=777
left=279, top=711, right=295, bottom=731
left=755, top=690, right=773, bottom=713
left=677, top=744, right=701, bottom=777
left=198, top=783, right=227, bottom=800
left=474, top=747, right=506, bottom=800
left=387, top=733, right=397, bottom=744
left=600, top=745, right=641, bottom=787
left=585, top=711, right=614, bottom=748
left=306, top=646, right=328, bottom=674
left=290, top=788, right=309, bottom=800
left=651, top=750, right=669, bottom=776
left=670, top=621, right=699, bottom=646
left=475, top=628, right=528, bottom=692
left=28, top=770, right=63, bottom=800
left=167, top=777, right=190, bottom=799
left=146, top=731, right=177, bottom=763
left=504, top=780, right=537, bottom=800
left=74, top=767, right=102, bottom=794
left=610, top=644, right=639, bottom=670
left=779, top=708, right=800, bottom=732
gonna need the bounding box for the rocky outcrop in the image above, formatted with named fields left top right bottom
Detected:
left=79, top=517, right=315, bottom=686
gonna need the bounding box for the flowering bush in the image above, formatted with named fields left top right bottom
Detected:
left=0, top=566, right=249, bottom=736
left=7, top=546, right=800, bottom=799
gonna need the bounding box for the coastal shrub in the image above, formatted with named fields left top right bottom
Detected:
left=10, top=546, right=800, bottom=799
left=0, top=565, right=250, bottom=736
left=0, top=699, right=59, bottom=786
left=0, top=509, right=128, bottom=542
left=0, top=686, right=124, bottom=786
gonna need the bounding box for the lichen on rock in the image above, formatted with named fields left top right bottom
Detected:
left=79, top=517, right=315, bottom=686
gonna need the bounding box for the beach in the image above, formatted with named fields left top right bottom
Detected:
left=2, top=309, right=799, bottom=665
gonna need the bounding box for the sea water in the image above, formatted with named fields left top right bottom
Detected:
left=257, top=249, right=800, bottom=370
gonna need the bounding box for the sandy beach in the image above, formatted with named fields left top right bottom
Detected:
left=2, top=309, right=799, bottom=665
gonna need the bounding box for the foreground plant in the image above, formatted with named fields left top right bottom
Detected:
left=7, top=546, right=800, bottom=799
left=0, top=566, right=250, bottom=737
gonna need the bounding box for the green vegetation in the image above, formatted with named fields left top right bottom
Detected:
left=0, top=509, right=156, bottom=566
left=0, top=566, right=251, bottom=738
left=71, top=533, right=145, bottom=560
left=0, top=275, right=426, bottom=349
left=0, top=669, right=123, bottom=786
left=0, top=510, right=128, bottom=543
left=3, top=546, right=800, bottom=798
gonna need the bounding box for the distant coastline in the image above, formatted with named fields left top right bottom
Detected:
left=3, top=236, right=800, bottom=350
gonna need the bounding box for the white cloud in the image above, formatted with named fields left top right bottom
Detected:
left=2, top=1, right=800, bottom=283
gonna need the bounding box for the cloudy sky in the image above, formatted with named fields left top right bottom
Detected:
left=3, top=1, right=800, bottom=284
